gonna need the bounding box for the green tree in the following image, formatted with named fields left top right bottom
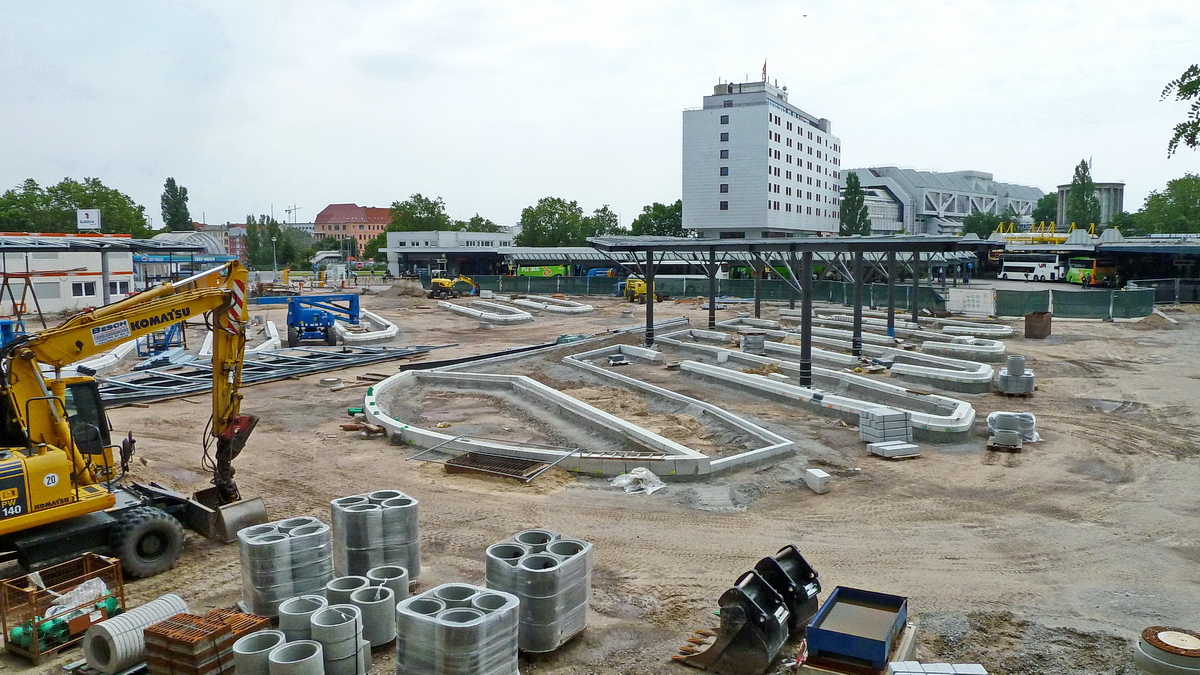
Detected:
left=1162, top=64, right=1200, bottom=156
left=456, top=214, right=502, bottom=232
left=514, top=197, right=584, bottom=247
left=0, top=177, right=150, bottom=236
left=389, top=194, right=452, bottom=231
left=580, top=205, right=626, bottom=239
left=1065, top=160, right=1101, bottom=227
left=838, top=172, right=871, bottom=236
left=161, top=177, right=192, bottom=231
left=1139, top=173, right=1200, bottom=233
left=363, top=232, right=386, bottom=260
left=630, top=200, right=687, bottom=237
left=244, top=215, right=285, bottom=268
left=960, top=212, right=1003, bottom=238
left=1105, top=211, right=1148, bottom=236
left=1030, top=193, right=1057, bottom=225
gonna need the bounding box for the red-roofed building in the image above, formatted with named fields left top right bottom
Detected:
left=315, top=203, right=390, bottom=255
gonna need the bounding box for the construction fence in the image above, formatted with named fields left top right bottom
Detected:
left=1127, top=278, right=1200, bottom=304
left=426, top=274, right=1155, bottom=320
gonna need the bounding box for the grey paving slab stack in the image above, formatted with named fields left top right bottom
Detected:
left=996, top=355, right=1035, bottom=394
left=310, top=604, right=369, bottom=675
left=238, top=517, right=333, bottom=617
left=484, top=529, right=593, bottom=653
left=395, top=583, right=519, bottom=675
left=859, top=407, right=912, bottom=443
left=330, top=490, right=420, bottom=579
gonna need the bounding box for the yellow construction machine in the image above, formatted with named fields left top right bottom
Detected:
left=623, top=278, right=665, bottom=304
left=427, top=274, right=480, bottom=299
left=0, top=261, right=266, bottom=577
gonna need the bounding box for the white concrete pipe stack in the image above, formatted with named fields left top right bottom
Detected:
left=485, top=529, right=593, bottom=653
left=366, top=564, right=409, bottom=601
left=238, top=516, right=334, bottom=616
left=395, top=583, right=519, bottom=675
left=330, top=490, right=420, bottom=579
left=310, top=604, right=370, bottom=675
left=349, top=585, right=396, bottom=647
left=232, top=630, right=287, bottom=675
left=277, top=595, right=328, bottom=641
left=83, top=594, right=188, bottom=674
left=267, top=640, right=324, bottom=675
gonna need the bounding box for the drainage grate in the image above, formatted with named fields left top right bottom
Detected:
left=445, top=452, right=547, bottom=481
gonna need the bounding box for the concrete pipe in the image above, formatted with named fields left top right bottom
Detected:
left=239, top=524, right=279, bottom=540
left=83, top=594, right=188, bottom=674
left=381, top=540, right=421, bottom=579
left=366, top=564, right=409, bottom=601
left=1006, top=354, right=1026, bottom=377
left=520, top=620, right=562, bottom=653
left=433, top=584, right=478, bottom=609
left=310, top=604, right=362, bottom=660
left=232, top=630, right=287, bottom=675
left=513, top=529, right=559, bottom=553
left=349, top=585, right=396, bottom=647
left=396, top=596, right=445, bottom=655
left=278, top=595, right=328, bottom=641
left=331, top=495, right=368, bottom=511
left=366, top=489, right=404, bottom=504
left=267, top=640, right=323, bottom=675
left=1134, top=627, right=1200, bottom=674
left=435, top=607, right=487, bottom=651
left=275, top=516, right=320, bottom=534
left=340, top=547, right=384, bottom=575
left=336, top=503, right=384, bottom=549
left=380, top=496, right=419, bottom=542
left=324, top=575, right=371, bottom=604
left=517, top=554, right=563, bottom=598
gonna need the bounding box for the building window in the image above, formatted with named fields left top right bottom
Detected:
left=787, top=122, right=793, bottom=130
left=719, top=231, right=745, bottom=238
left=720, top=167, right=729, bottom=176
left=720, top=132, right=729, bottom=141
left=71, top=281, right=96, bottom=297
left=719, top=201, right=729, bottom=210
left=108, top=281, right=130, bottom=295
left=720, top=115, right=729, bottom=124
left=723, top=100, right=733, bottom=107
left=720, top=184, right=729, bottom=193
left=786, top=203, right=792, bottom=212
left=720, top=149, right=729, bottom=159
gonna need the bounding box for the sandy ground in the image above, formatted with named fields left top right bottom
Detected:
left=5, top=288, right=1199, bottom=675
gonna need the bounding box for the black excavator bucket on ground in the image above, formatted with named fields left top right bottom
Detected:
left=676, top=570, right=791, bottom=675
left=753, top=544, right=821, bottom=636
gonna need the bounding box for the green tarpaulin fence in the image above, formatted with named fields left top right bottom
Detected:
left=995, top=290, right=1050, bottom=317
left=1051, top=290, right=1111, bottom=319
left=1111, top=289, right=1155, bottom=318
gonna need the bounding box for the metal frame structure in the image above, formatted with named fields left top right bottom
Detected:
left=588, top=235, right=1001, bottom=387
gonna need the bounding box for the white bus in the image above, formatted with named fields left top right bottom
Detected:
left=999, top=253, right=1065, bottom=282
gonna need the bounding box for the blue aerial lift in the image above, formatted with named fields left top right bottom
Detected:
left=251, top=294, right=361, bottom=347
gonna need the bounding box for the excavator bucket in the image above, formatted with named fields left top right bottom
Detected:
left=676, top=570, right=791, bottom=675
left=753, top=544, right=821, bottom=636
left=192, top=488, right=268, bottom=543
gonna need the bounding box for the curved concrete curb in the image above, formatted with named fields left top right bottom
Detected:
left=563, top=343, right=796, bottom=473
left=438, top=300, right=534, bottom=324
left=656, top=331, right=974, bottom=439
left=363, top=369, right=711, bottom=477
left=335, top=309, right=398, bottom=343
left=498, top=295, right=595, bottom=314
left=793, top=308, right=1015, bottom=337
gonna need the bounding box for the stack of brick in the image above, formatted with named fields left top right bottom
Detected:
left=859, top=407, right=912, bottom=444
left=144, top=610, right=270, bottom=675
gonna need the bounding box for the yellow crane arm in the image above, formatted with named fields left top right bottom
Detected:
left=0, top=261, right=254, bottom=501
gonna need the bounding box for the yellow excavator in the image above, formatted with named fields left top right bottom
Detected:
left=427, top=274, right=480, bottom=299
left=0, top=261, right=266, bottom=577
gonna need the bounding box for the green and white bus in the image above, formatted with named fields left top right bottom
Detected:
left=1064, top=257, right=1117, bottom=286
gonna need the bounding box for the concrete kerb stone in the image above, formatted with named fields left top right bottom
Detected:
left=363, top=369, right=711, bottom=477
left=496, top=295, right=596, bottom=314
left=335, top=309, right=399, bottom=343
left=563, top=344, right=794, bottom=475
left=437, top=300, right=534, bottom=324
left=666, top=354, right=974, bottom=440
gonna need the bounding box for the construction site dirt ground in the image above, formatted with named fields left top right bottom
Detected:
left=6, top=289, right=1200, bottom=675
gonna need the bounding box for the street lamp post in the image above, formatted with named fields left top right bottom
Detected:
left=271, top=236, right=278, bottom=278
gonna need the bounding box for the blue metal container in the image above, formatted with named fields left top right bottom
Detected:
left=805, top=586, right=908, bottom=670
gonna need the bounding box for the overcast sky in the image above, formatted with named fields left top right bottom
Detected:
left=2, top=1, right=1198, bottom=230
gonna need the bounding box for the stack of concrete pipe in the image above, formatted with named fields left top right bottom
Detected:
left=232, top=630, right=287, bottom=675
left=267, top=640, right=324, bottom=675
left=330, top=490, right=420, bottom=579
left=83, top=594, right=188, bottom=674
left=366, top=564, right=409, bottom=601
left=484, top=529, right=593, bottom=653
left=310, top=604, right=370, bottom=675
left=277, top=595, right=328, bottom=641
left=395, top=583, right=520, bottom=675
left=238, top=516, right=334, bottom=616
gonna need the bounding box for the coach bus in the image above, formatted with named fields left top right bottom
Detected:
left=1064, top=257, right=1117, bottom=286
left=999, top=253, right=1065, bottom=281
